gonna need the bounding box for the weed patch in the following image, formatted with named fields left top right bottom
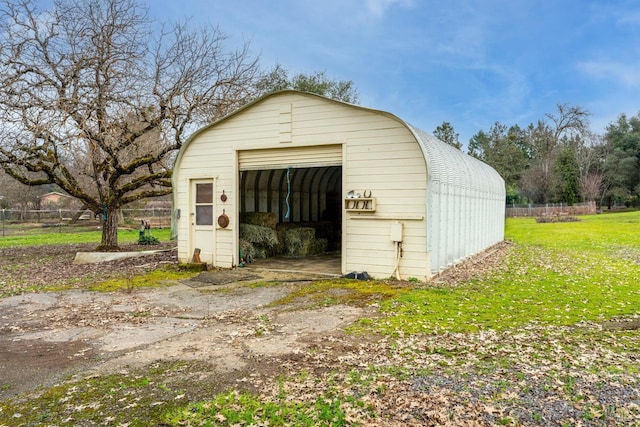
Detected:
left=88, top=266, right=197, bottom=292
left=165, top=389, right=358, bottom=426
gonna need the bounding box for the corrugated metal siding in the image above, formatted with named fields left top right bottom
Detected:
left=409, top=126, right=505, bottom=274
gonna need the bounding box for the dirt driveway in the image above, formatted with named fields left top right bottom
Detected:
left=0, top=241, right=508, bottom=402
left=0, top=265, right=374, bottom=400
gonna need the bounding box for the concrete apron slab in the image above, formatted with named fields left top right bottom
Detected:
left=1, top=275, right=370, bottom=384
left=73, top=250, right=164, bottom=264
left=97, top=317, right=198, bottom=352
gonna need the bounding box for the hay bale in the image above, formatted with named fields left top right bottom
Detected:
left=309, top=237, right=328, bottom=255
left=284, top=227, right=316, bottom=257
left=277, top=221, right=338, bottom=253
left=239, top=239, right=269, bottom=263
left=239, top=223, right=279, bottom=248
left=240, top=212, right=277, bottom=229
left=305, top=220, right=333, bottom=240
left=275, top=223, right=296, bottom=255
left=239, top=239, right=257, bottom=263
left=240, top=224, right=279, bottom=260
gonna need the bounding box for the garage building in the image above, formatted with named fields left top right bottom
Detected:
left=172, top=90, right=505, bottom=280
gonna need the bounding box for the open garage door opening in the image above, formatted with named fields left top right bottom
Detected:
left=238, top=166, right=342, bottom=275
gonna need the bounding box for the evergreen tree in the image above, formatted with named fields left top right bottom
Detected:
left=603, top=113, right=640, bottom=207
left=555, top=147, right=581, bottom=204
left=434, top=122, right=461, bottom=149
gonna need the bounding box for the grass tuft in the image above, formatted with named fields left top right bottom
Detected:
left=267, top=278, right=408, bottom=309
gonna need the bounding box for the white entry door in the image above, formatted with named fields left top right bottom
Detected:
left=190, top=179, right=216, bottom=264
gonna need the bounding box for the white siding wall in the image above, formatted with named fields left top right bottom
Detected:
left=343, top=127, right=428, bottom=280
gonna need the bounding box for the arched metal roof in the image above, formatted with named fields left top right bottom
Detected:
left=408, top=125, right=505, bottom=195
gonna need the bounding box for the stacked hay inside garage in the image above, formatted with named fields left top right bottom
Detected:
left=276, top=223, right=329, bottom=257
left=239, top=212, right=331, bottom=260
left=239, top=223, right=278, bottom=262
left=239, top=212, right=278, bottom=262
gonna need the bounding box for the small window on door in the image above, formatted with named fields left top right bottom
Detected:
left=195, top=183, right=213, bottom=225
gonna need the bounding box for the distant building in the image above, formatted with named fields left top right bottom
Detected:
left=39, top=192, right=80, bottom=209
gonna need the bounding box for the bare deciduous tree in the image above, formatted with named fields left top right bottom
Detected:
left=520, top=104, right=590, bottom=203
left=580, top=172, right=604, bottom=205
left=574, top=132, right=606, bottom=203
left=0, top=169, right=43, bottom=211
left=0, top=0, right=260, bottom=249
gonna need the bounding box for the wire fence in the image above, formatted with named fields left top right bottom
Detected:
left=505, top=201, right=597, bottom=218
left=0, top=202, right=602, bottom=235
left=0, top=208, right=173, bottom=230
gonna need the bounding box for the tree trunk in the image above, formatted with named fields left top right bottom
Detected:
left=99, top=205, right=119, bottom=250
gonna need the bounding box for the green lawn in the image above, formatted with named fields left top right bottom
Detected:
left=0, top=226, right=171, bottom=248
left=377, top=211, right=640, bottom=334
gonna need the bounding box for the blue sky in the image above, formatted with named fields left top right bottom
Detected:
left=153, top=1, right=639, bottom=146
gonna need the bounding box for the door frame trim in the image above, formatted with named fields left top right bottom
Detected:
left=189, top=177, right=216, bottom=265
